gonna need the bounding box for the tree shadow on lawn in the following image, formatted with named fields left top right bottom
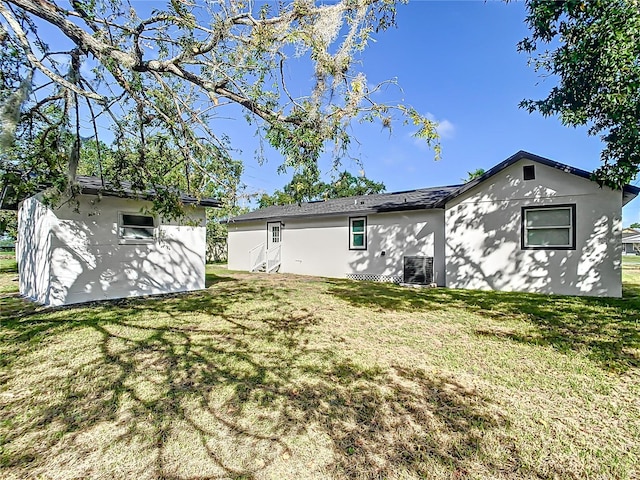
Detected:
left=0, top=262, right=17, bottom=274
left=0, top=278, right=514, bottom=479
left=0, top=254, right=17, bottom=274
left=205, top=269, right=237, bottom=288
left=0, top=270, right=238, bottom=343
left=327, top=279, right=640, bottom=374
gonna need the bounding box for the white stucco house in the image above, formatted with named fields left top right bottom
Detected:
left=2, top=175, right=220, bottom=306
left=227, top=151, right=639, bottom=297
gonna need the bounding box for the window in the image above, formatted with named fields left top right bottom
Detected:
left=521, top=205, right=575, bottom=250
left=272, top=225, right=280, bottom=243
left=523, top=165, right=535, bottom=180
left=119, top=213, right=156, bottom=243
left=349, top=217, right=367, bottom=250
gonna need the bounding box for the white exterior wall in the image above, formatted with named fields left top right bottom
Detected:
left=445, top=159, right=623, bottom=297
left=17, top=195, right=52, bottom=304
left=18, top=194, right=207, bottom=306
left=227, top=210, right=446, bottom=284
left=227, top=221, right=267, bottom=271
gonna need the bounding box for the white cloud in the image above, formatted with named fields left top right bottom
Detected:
left=435, top=119, right=455, bottom=139
left=412, top=136, right=431, bottom=152
left=410, top=113, right=456, bottom=151
left=426, top=112, right=456, bottom=139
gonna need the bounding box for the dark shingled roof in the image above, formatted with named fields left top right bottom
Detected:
left=229, top=150, right=640, bottom=223
left=0, top=175, right=221, bottom=210
left=74, top=175, right=221, bottom=207
left=228, top=184, right=462, bottom=223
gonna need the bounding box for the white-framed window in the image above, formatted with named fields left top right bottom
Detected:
left=349, top=216, right=367, bottom=250
left=119, top=212, right=156, bottom=243
left=521, top=205, right=575, bottom=250
left=267, top=222, right=282, bottom=249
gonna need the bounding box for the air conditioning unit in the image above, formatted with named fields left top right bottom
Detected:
left=403, top=256, right=434, bottom=285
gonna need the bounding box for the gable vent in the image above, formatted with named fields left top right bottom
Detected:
left=523, top=165, right=535, bottom=180
left=403, top=256, right=433, bottom=285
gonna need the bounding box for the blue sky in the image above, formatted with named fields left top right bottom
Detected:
left=233, top=0, right=640, bottom=226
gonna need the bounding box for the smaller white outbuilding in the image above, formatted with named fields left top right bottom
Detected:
left=3, top=176, right=220, bottom=307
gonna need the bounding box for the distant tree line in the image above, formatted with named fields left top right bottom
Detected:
left=258, top=168, right=385, bottom=208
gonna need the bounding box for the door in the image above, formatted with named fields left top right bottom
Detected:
left=267, top=222, right=281, bottom=250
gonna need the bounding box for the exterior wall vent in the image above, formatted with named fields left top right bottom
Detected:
left=523, top=165, right=535, bottom=180
left=403, top=256, right=433, bottom=285
left=346, top=273, right=401, bottom=283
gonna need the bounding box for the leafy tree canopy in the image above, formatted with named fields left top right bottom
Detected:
left=258, top=168, right=385, bottom=207
left=629, top=222, right=640, bottom=229
left=206, top=201, right=248, bottom=262
left=0, top=0, right=438, bottom=219
left=0, top=210, right=17, bottom=239
left=519, top=0, right=640, bottom=187
left=462, top=168, right=485, bottom=183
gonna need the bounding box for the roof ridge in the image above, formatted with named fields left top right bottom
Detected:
left=433, top=150, right=640, bottom=208
left=229, top=150, right=640, bottom=223
left=229, top=184, right=462, bottom=223
left=273, top=183, right=467, bottom=205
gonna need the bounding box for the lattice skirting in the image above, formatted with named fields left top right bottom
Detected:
left=346, top=273, right=402, bottom=284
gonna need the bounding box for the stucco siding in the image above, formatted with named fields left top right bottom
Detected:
left=19, top=194, right=206, bottom=306
left=366, top=211, right=445, bottom=284
left=227, top=221, right=267, bottom=271
left=278, top=216, right=349, bottom=278
left=17, top=195, right=53, bottom=304
left=445, top=159, right=623, bottom=297
left=228, top=210, right=445, bottom=284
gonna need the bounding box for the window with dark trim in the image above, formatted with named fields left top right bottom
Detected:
left=119, top=212, right=156, bottom=243
left=523, top=165, right=535, bottom=180
left=521, top=204, right=576, bottom=250
left=349, top=216, right=367, bottom=250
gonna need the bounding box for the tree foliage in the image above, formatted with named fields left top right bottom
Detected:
left=0, top=0, right=438, bottom=217
left=519, top=0, right=640, bottom=187
left=206, top=203, right=248, bottom=262
left=462, top=168, right=485, bottom=183
left=258, top=168, right=385, bottom=207
left=0, top=210, right=17, bottom=238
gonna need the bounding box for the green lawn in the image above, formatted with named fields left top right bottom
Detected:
left=0, top=251, right=16, bottom=274
left=623, top=254, right=640, bottom=265
left=0, top=263, right=639, bottom=479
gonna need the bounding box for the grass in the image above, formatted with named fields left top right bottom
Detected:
left=0, top=262, right=639, bottom=479
left=0, top=251, right=16, bottom=274
left=623, top=254, right=640, bottom=265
